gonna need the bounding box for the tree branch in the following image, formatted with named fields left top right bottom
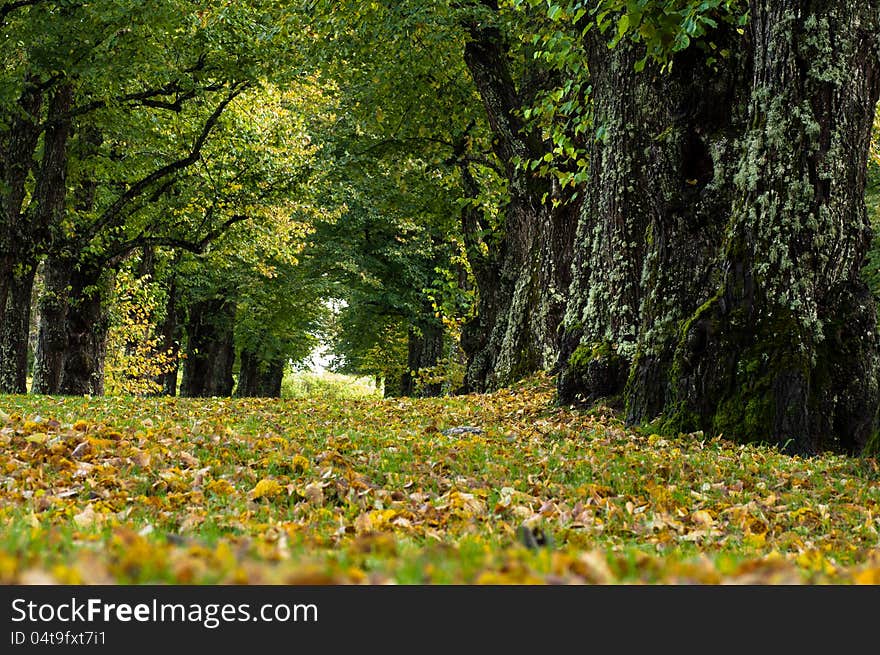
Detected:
left=104, top=214, right=250, bottom=266
left=62, top=80, right=225, bottom=122
left=87, top=83, right=248, bottom=239
left=0, top=0, right=41, bottom=23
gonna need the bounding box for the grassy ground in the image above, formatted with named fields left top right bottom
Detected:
left=2, top=373, right=880, bottom=584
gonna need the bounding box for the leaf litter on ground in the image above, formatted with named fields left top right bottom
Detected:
left=2, top=373, right=880, bottom=584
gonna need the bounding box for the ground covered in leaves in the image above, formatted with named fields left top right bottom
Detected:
left=2, top=375, right=880, bottom=584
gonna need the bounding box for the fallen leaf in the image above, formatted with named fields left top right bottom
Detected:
left=250, top=478, right=283, bottom=500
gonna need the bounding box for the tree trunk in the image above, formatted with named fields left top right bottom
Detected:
left=33, top=256, right=111, bottom=396
left=180, top=296, right=236, bottom=397
left=665, top=0, right=880, bottom=455
left=0, top=78, right=41, bottom=335
left=558, top=1, right=880, bottom=456
left=400, top=319, right=444, bottom=397
left=624, top=38, right=751, bottom=424
left=58, top=264, right=111, bottom=396
left=0, top=82, right=72, bottom=391
left=236, top=350, right=285, bottom=398
left=460, top=21, right=576, bottom=392
left=557, top=38, right=658, bottom=405
left=0, top=267, right=36, bottom=392
left=32, top=256, right=70, bottom=394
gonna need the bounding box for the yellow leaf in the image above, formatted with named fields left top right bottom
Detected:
left=744, top=532, right=766, bottom=548
left=853, top=568, right=880, bottom=585
left=692, top=510, right=715, bottom=526
left=250, top=479, right=283, bottom=500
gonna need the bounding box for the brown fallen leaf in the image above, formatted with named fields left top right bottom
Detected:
left=73, top=505, right=100, bottom=529
left=71, top=441, right=91, bottom=459
left=303, top=482, right=324, bottom=506
left=131, top=450, right=151, bottom=468
left=570, top=551, right=614, bottom=584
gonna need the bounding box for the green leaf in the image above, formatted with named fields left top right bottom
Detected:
left=617, top=13, right=630, bottom=40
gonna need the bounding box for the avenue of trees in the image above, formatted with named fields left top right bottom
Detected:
left=3, top=0, right=880, bottom=457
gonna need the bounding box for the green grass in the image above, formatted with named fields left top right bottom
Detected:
left=1, top=374, right=880, bottom=584
left=281, top=370, right=381, bottom=400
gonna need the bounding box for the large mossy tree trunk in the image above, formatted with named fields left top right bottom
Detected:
left=558, top=0, right=880, bottom=456
left=624, top=40, right=751, bottom=424
left=460, top=20, right=576, bottom=392
left=180, top=296, right=236, bottom=397
left=666, top=0, right=880, bottom=454
left=557, top=38, right=659, bottom=405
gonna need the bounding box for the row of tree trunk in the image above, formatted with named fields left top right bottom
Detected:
left=459, top=1, right=880, bottom=455
left=3, top=1, right=879, bottom=454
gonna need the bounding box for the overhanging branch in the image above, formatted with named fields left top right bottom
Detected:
left=86, top=82, right=248, bottom=239
left=104, top=214, right=251, bottom=266
left=0, top=0, right=42, bottom=23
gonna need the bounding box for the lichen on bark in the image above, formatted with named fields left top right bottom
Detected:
left=558, top=0, right=880, bottom=455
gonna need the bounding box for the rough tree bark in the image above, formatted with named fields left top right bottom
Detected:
left=180, top=296, right=236, bottom=397
left=31, top=256, right=70, bottom=394
left=58, top=264, right=112, bottom=396
left=0, top=82, right=73, bottom=392
left=0, top=79, right=41, bottom=325
left=665, top=0, right=880, bottom=454
left=558, top=1, right=880, bottom=455
left=0, top=271, right=36, bottom=392
left=625, top=38, right=751, bottom=424
left=33, top=256, right=111, bottom=396
left=557, top=38, right=654, bottom=406
left=460, top=19, right=577, bottom=392
left=400, top=318, right=444, bottom=397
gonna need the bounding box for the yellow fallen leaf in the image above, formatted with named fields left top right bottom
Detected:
left=250, top=478, right=283, bottom=500
left=354, top=509, right=397, bottom=534
left=853, top=568, right=880, bottom=585
left=744, top=532, right=766, bottom=548
left=692, top=510, right=715, bottom=527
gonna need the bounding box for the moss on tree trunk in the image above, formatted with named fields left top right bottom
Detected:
left=559, top=0, right=880, bottom=455
left=665, top=1, right=880, bottom=454
left=460, top=19, right=577, bottom=393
